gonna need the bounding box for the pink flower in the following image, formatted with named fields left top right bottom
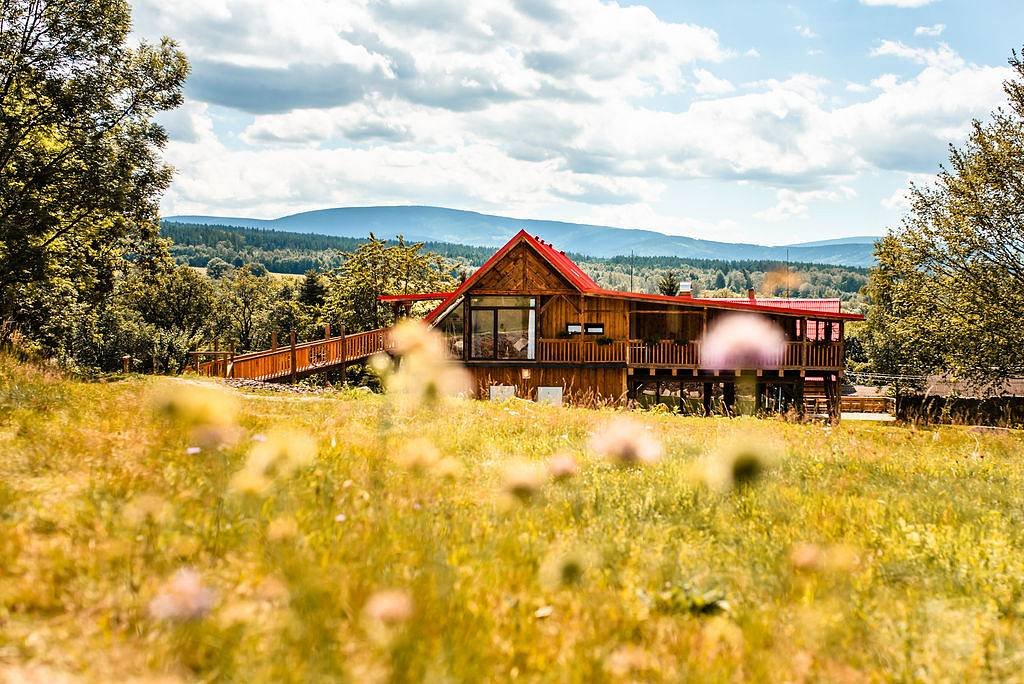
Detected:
left=589, top=418, right=663, bottom=466
left=363, top=589, right=414, bottom=626
left=547, top=453, right=579, bottom=480
left=149, top=568, right=216, bottom=621
left=700, top=314, right=786, bottom=370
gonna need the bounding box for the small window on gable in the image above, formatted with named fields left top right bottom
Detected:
left=566, top=323, right=583, bottom=335
left=584, top=323, right=604, bottom=335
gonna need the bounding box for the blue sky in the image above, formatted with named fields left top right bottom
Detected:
left=132, top=0, right=1023, bottom=246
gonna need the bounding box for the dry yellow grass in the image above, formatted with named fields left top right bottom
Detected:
left=2, top=356, right=1024, bottom=682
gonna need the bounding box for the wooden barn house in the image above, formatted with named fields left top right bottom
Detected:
left=382, top=230, right=864, bottom=417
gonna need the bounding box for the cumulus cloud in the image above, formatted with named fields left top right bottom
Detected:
left=130, top=0, right=1013, bottom=240
left=881, top=173, right=937, bottom=211
left=870, top=40, right=964, bottom=70
left=794, top=25, right=817, bottom=39
left=692, top=68, right=735, bottom=95
left=914, top=23, right=946, bottom=37
left=754, top=187, right=856, bottom=222
left=133, top=0, right=727, bottom=114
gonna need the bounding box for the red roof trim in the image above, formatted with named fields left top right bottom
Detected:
left=419, top=230, right=865, bottom=323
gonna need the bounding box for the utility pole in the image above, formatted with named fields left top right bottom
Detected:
left=629, top=250, right=634, bottom=292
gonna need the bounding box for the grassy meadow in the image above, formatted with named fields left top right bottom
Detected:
left=2, top=354, right=1024, bottom=682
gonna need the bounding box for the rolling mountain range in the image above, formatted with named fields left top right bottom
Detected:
left=165, top=205, right=880, bottom=267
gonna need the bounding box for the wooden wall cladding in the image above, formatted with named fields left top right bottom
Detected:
left=472, top=243, right=576, bottom=294
left=467, top=365, right=628, bottom=403
left=539, top=295, right=630, bottom=339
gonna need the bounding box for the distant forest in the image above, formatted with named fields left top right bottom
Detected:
left=162, top=221, right=870, bottom=312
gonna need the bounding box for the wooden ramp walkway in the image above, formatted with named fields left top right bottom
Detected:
left=191, top=329, right=390, bottom=382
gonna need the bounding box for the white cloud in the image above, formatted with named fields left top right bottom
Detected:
left=914, top=23, right=946, bottom=37
left=745, top=48, right=761, bottom=58
left=692, top=67, right=735, bottom=95
left=794, top=25, right=817, bottom=38
left=859, top=0, right=938, bottom=7
left=881, top=173, right=936, bottom=211
left=845, top=81, right=871, bottom=93
left=870, top=40, right=964, bottom=70
left=754, top=187, right=856, bottom=222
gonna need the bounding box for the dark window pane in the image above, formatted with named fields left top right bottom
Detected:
left=497, top=308, right=535, bottom=360
left=471, top=309, right=495, bottom=359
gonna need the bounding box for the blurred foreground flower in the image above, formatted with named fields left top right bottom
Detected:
left=547, top=452, right=579, bottom=480
left=789, top=542, right=860, bottom=574
left=149, top=568, right=215, bottom=622
left=702, top=443, right=772, bottom=491
left=700, top=314, right=786, bottom=370
left=154, top=385, right=241, bottom=449
left=155, top=384, right=238, bottom=427
left=539, top=545, right=594, bottom=590
left=589, top=418, right=662, bottom=466
left=394, top=438, right=441, bottom=473
left=379, top=320, right=471, bottom=405
left=501, top=459, right=548, bottom=501
left=230, top=429, right=317, bottom=494
left=363, top=589, right=414, bottom=644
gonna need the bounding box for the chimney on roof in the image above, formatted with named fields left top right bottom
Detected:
left=678, top=281, right=692, bottom=298
left=747, top=288, right=756, bottom=302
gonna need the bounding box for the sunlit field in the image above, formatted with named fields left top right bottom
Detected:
left=3, top=353, right=1024, bottom=682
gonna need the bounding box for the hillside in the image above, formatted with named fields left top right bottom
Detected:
left=166, top=206, right=879, bottom=267
left=3, top=358, right=1023, bottom=680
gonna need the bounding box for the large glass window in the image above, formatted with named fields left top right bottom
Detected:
left=470, top=297, right=536, bottom=360
left=435, top=302, right=465, bottom=359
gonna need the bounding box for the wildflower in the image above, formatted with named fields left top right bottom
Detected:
left=703, top=443, right=771, bottom=491
left=266, top=516, right=299, bottom=541
left=606, top=646, right=651, bottom=676
left=589, top=418, right=663, bottom=466
left=185, top=446, right=201, bottom=455
left=501, top=460, right=548, bottom=501
left=122, top=494, right=171, bottom=527
left=149, top=568, right=216, bottom=622
left=363, top=589, right=414, bottom=627
left=393, top=438, right=441, bottom=474
left=539, top=545, right=593, bottom=590
left=431, top=457, right=464, bottom=480
left=230, top=429, right=317, bottom=494
left=383, top=320, right=472, bottom=405
left=367, top=352, right=393, bottom=376
left=699, top=314, right=786, bottom=369
left=534, top=605, right=554, bottom=619
left=547, top=452, right=579, bottom=480
left=154, top=385, right=238, bottom=427
left=789, top=542, right=859, bottom=573
left=334, top=513, right=347, bottom=523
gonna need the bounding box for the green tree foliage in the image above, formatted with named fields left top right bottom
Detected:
left=0, top=0, right=188, bottom=339
left=656, top=270, right=681, bottom=296
left=216, top=267, right=279, bottom=351
left=205, top=257, right=232, bottom=279
left=298, top=270, right=326, bottom=307
left=866, top=49, right=1024, bottom=389
left=322, top=236, right=457, bottom=332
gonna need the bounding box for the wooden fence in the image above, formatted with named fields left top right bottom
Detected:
left=191, top=328, right=390, bottom=382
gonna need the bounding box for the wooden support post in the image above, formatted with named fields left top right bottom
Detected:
left=702, top=382, right=713, bottom=417
left=271, top=331, right=278, bottom=352
left=121, top=355, right=130, bottom=374
left=655, top=380, right=661, bottom=406
left=290, top=330, right=297, bottom=384
left=229, top=342, right=235, bottom=379
left=723, top=382, right=736, bottom=417
left=325, top=322, right=331, bottom=339
left=339, top=324, right=347, bottom=384
left=754, top=381, right=764, bottom=414
left=795, top=378, right=805, bottom=419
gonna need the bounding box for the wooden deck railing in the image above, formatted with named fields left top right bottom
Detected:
left=532, top=339, right=842, bottom=369
left=191, top=328, right=390, bottom=382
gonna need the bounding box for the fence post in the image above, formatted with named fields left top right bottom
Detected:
left=339, top=324, right=347, bottom=384
left=229, top=342, right=235, bottom=378
left=271, top=331, right=278, bottom=352
left=121, top=355, right=131, bottom=374
left=290, top=330, right=297, bottom=384
left=325, top=322, right=331, bottom=339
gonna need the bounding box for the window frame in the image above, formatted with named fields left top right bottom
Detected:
left=468, top=296, right=537, bottom=361
left=583, top=322, right=604, bottom=335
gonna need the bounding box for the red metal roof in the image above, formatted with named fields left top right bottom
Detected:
left=413, top=230, right=864, bottom=323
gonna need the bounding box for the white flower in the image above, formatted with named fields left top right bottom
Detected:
left=589, top=418, right=663, bottom=466
left=700, top=314, right=786, bottom=370
left=149, top=568, right=215, bottom=621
